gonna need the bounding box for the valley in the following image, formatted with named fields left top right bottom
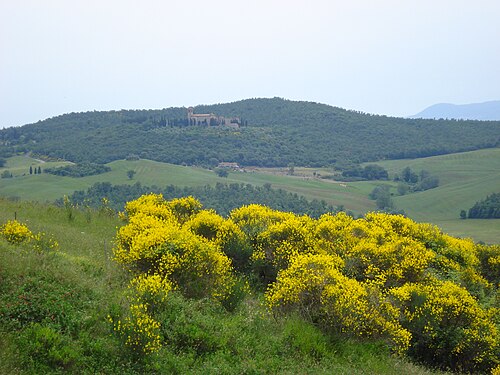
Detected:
left=1, top=148, right=499, bottom=243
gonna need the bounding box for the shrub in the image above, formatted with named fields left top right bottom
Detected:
left=266, top=253, right=410, bottom=354
left=18, top=323, right=80, bottom=372
left=1, top=220, right=33, bottom=244
left=112, top=195, right=239, bottom=354
left=390, top=281, right=499, bottom=372
left=109, top=302, right=161, bottom=355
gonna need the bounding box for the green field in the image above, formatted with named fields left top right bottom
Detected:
left=368, top=148, right=500, bottom=243
left=0, top=156, right=377, bottom=211
left=1, top=150, right=499, bottom=243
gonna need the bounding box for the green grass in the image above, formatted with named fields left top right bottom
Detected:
left=367, top=148, right=500, bottom=243
left=0, top=157, right=375, bottom=212
left=0, top=199, right=442, bottom=374
left=1, top=149, right=499, bottom=243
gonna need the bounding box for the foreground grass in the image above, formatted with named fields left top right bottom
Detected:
left=0, top=199, right=441, bottom=374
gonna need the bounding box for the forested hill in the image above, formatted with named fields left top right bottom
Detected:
left=1, top=98, right=499, bottom=168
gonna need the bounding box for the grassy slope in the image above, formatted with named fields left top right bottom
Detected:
left=0, top=157, right=376, bottom=212
left=369, top=148, right=500, bottom=243
left=1, top=149, right=499, bottom=243
left=0, top=199, right=440, bottom=374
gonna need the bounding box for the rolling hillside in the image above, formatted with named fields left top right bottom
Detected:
left=1, top=98, right=499, bottom=168
left=368, top=148, right=500, bottom=243
left=1, top=149, right=499, bottom=243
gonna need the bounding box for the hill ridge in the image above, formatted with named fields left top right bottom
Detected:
left=411, top=100, right=500, bottom=120
left=1, top=97, right=499, bottom=168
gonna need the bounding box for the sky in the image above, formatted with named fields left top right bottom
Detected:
left=1, top=0, right=499, bottom=128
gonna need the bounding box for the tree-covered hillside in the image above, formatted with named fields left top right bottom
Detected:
left=1, top=98, right=499, bottom=167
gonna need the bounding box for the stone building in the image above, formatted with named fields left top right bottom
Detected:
left=187, top=107, right=240, bottom=128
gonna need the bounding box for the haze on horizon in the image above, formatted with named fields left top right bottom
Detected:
left=1, top=0, right=499, bottom=128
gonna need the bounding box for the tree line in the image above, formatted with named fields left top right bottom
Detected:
left=60, top=181, right=341, bottom=218
left=462, top=193, right=500, bottom=219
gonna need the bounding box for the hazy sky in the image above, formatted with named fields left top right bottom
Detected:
left=1, top=0, right=499, bottom=128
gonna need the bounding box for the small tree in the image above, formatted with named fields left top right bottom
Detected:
left=215, top=168, right=228, bottom=178
left=397, top=182, right=410, bottom=196
left=1, top=170, right=13, bottom=178
left=401, top=167, right=418, bottom=184
left=127, top=170, right=136, bottom=180
left=38, top=166, right=42, bottom=174
left=29, top=166, right=33, bottom=175
left=460, top=210, right=467, bottom=220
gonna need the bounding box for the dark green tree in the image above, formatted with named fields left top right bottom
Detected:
left=214, top=168, right=228, bottom=178
left=1, top=170, right=12, bottom=178
left=29, top=165, right=33, bottom=175
left=401, top=167, right=418, bottom=183
left=127, top=170, right=136, bottom=180
left=370, top=185, right=393, bottom=209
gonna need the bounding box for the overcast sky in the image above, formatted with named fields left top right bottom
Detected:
left=1, top=0, right=499, bottom=128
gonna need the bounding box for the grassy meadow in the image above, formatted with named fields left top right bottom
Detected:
left=368, top=148, right=500, bottom=243
left=1, top=149, right=499, bottom=243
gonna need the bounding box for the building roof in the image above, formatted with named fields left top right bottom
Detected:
left=190, top=113, right=214, bottom=117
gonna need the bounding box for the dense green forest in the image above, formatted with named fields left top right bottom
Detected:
left=467, top=193, right=500, bottom=219
left=60, top=181, right=340, bottom=218
left=1, top=98, right=499, bottom=168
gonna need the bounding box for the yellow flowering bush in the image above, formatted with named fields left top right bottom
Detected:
left=313, top=212, right=355, bottom=256
left=184, top=209, right=225, bottom=241
left=123, top=193, right=175, bottom=221
left=345, top=237, right=435, bottom=287
left=166, top=196, right=202, bottom=224
left=266, top=253, right=410, bottom=354
left=110, top=302, right=162, bottom=354
left=230, top=204, right=293, bottom=239
left=30, top=232, right=59, bottom=253
left=254, top=215, right=315, bottom=282
left=168, top=230, right=236, bottom=301
left=1, top=220, right=59, bottom=253
left=112, top=195, right=239, bottom=354
left=184, top=210, right=252, bottom=271
left=130, top=273, right=173, bottom=304
left=111, top=195, right=499, bottom=369
left=476, top=244, right=500, bottom=285
left=1, top=220, right=33, bottom=244
left=115, top=196, right=236, bottom=302
left=390, top=281, right=499, bottom=372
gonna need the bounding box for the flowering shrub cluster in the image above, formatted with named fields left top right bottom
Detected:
left=112, top=195, right=239, bottom=354
left=1, top=220, right=59, bottom=252
left=112, top=195, right=499, bottom=371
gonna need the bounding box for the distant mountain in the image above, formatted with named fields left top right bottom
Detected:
left=1, top=98, right=500, bottom=168
left=411, top=100, right=500, bottom=121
